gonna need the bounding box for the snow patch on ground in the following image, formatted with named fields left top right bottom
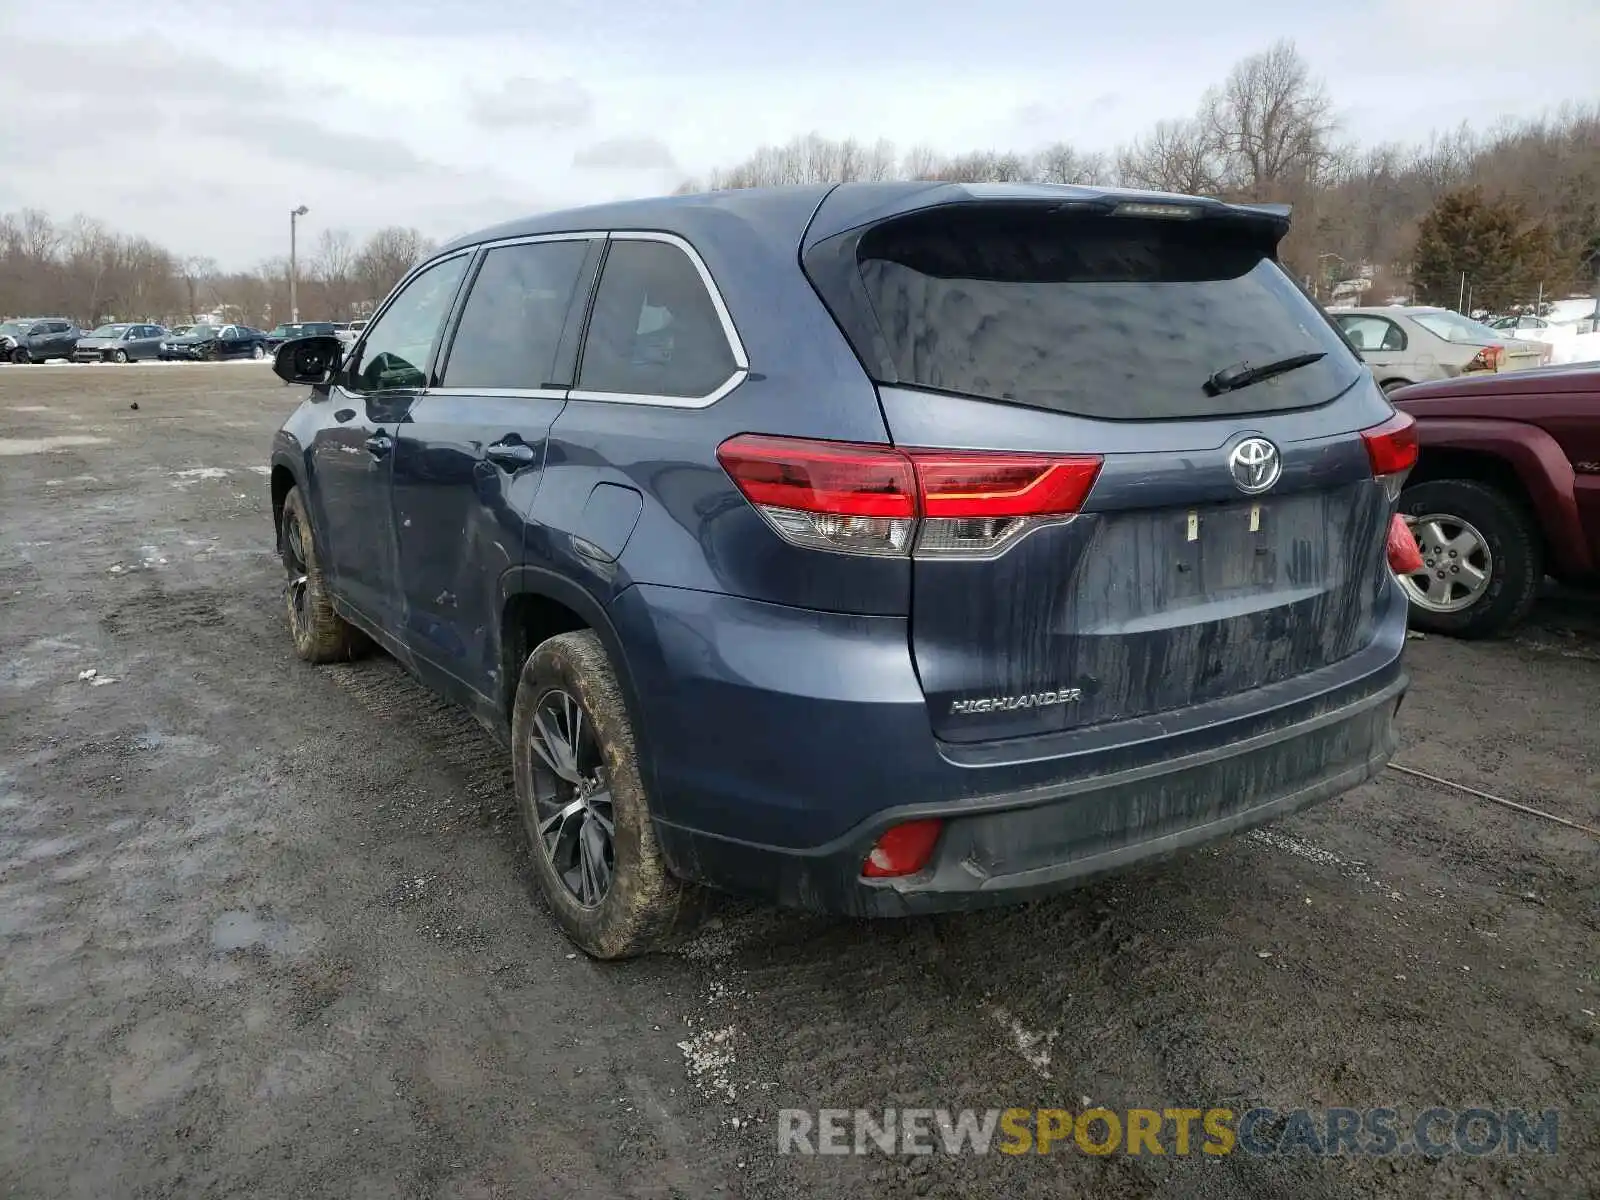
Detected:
left=0, top=435, right=113, bottom=456
left=170, top=468, right=232, bottom=487
left=1548, top=330, right=1600, bottom=365
left=985, top=1004, right=1057, bottom=1080
left=1247, top=827, right=1397, bottom=896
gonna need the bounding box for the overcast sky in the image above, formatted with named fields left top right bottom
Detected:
left=1, top=0, right=1595, bottom=268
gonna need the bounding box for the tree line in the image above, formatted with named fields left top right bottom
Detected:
left=0, top=217, right=436, bottom=329
left=3, top=40, right=1596, bottom=325
left=677, top=41, right=1600, bottom=314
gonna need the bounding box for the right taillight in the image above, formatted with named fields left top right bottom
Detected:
left=716, top=434, right=1103, bottom=559
left=1361, top=410, right=1419, bottom=501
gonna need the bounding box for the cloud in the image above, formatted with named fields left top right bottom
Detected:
left=241, top=114, right=436, bottom=180
left=469, top=76, right=596, bottom=130
left=572, top=136, right=678, bottom=171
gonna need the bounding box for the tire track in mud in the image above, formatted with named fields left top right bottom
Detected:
left=321, top=657, right=515, bottom=829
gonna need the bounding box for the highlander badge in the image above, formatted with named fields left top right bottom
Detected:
left=950, top=688, right=1083, bottom=715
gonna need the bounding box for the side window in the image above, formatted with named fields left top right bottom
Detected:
left=1335, top=315, right=1404, bottom=353
left=348, top=255, right=469, bottom=393
left=441, top=240, right=590, bottom=390
left=576, top=239, right=737, bottom=399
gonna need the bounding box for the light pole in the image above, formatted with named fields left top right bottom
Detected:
left=289, top=205, right=309, bottom=322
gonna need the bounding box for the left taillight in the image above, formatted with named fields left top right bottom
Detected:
left=1360, top=410, right=1419, bottom=501
left=1465, top=344, right=1505, bottom=373
left=717, top=434, right=1103, bottom=559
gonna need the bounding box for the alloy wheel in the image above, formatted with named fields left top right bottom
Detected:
left=1398, top=512, right=1493, bottom=612
left=528, top=688, right=614, bottom=908
left=281, top=513, right=311, bottom=640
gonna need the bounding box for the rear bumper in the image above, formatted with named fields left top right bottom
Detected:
left=654, top=672, right=1403, bottom=916
left=612, top=582, right=1410, bottom=917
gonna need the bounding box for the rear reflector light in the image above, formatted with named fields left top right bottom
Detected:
left=1360, top=410, right=1419, bottom=500
left=717, top=434, right=1103, bottom=559
left=1387, top=514, right=1423, bottom=575
left=862, top=819, right=944, bottom=879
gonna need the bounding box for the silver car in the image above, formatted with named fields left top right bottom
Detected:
left=72, top=323, right=169, bottom=363
left=1332, top=306, right=1549, bottom=394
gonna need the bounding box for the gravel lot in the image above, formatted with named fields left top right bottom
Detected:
left=2, top=363, right=1596, bottom=1200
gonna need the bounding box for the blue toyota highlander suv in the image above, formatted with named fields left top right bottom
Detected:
left=268, top=182, right=1417, bottom=958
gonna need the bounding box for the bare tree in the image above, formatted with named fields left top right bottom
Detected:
left=1201, top=39, right=1339, bottom=199
left=313, top=229, right=358, bottom=320
left=355, top=227, right=435, bottom=306
left=1032, top=143, right=1111, bottom=185
left=1116, top=119, right=1222, bottom=195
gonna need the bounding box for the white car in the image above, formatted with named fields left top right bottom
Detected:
left=1488, top=314, right=1580, bottom=344
left=335, top=318, right=368, bottom=349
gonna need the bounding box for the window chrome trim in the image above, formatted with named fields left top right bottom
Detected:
left=413, top=228, right=751, bottom=409
left=424, top=387, right=568, bottom=401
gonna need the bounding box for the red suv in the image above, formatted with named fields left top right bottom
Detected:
left=1391, top=364, right=1600, bottom=636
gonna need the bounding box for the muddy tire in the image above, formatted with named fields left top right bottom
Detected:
left=1397, top=479, right=1542, bottom=639
left=278, top=486, right=369, bottom=662
left=512, top=630, right=702, bottom=959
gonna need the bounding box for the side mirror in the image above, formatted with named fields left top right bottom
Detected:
left=273, top=334, right=345, bottom=386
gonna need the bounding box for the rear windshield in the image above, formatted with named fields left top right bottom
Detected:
left=845, top=206, right=1360, bottom=420
left=1411, top=310, right=1498, bottom=344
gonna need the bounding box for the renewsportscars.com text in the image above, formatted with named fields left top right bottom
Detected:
left=777, top=1106, right=1559, bottom=1158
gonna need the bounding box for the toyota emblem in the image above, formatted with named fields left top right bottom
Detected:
left=1228, top=437, right=1281, bottom=494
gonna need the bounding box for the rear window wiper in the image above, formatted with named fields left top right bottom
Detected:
left=1204, top=351, right=1327, bottom=396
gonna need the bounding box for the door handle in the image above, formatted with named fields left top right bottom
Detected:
left=365, top=433, right=393, bottom=457
left=485, top=440, right=537, bottom=468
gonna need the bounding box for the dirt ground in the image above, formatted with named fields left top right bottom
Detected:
left=2, top=363, right=1596, bottom=1200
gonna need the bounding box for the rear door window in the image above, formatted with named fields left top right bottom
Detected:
left=576, top=239, right=737, bottom=400
left=1335, top=314, right=1406, bottom=352
left=441, top=239, right=591, bottom=390
left=840, top=205, right=1360, bottom=420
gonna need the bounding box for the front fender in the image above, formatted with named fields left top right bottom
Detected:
left=1415, top=417, right=1591, bottom=576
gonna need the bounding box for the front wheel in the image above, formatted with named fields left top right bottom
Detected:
left=112, top=349, right=129, bottom=364
left=10, top=348, right=28, bottom=364
left=278, top=486, right=369, bottom=662
left=512, top=630, right=702, bottom=959
left=1396, top=479, right=1543, bottom=638
left=251, top=344, right=265, bottom=360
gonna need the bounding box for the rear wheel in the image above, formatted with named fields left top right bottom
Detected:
left=1396, top=479, right=1542, bottom=638
left=251, top=344, right=265, bottom=360
left=512, top=630, right=701, bottom=959
left=278, top=486, right=369, bottom=662
left=1380, top=378, right=1413, bottom=396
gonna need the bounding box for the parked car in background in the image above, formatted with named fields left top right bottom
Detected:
left=267, top=182, right=1417, bottom=958
left=72, top=323, right=169, bottom=363
left=1390, top=364, right=1599, bottom=637
left=265, top=321, right=339, bottom=352
left=160, top=324, right=269, bottom=361
left=1334, top=306, right=1549, bottom=394
left=335, top=318, right=368, bottom=349
left=0, top=317, right=83, bottom=363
